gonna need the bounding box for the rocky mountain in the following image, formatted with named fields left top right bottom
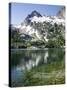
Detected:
left=24, top=10, right=42, bottom=25
left=10, top=7, right=65, bottom=48
left=57, top=7, right=65, bottom=19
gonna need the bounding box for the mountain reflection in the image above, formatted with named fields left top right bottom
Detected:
left=11, top=48, right=64, bottom=82
left=14, top=50, right=49, bottom=72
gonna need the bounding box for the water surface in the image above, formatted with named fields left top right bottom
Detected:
left=11, top=48, right=65, bottom=87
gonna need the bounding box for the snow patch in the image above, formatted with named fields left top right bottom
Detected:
left=31, top=16, right=65, bottom=25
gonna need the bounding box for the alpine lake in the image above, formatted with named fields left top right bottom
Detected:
left=10, top=48, right=65, bottom=87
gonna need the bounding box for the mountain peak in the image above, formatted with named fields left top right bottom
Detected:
left=24, top=10, right=42, bottom=25
left=57, top=7, right=65, bottom=19
left=31, top=10, right=42, bottom=17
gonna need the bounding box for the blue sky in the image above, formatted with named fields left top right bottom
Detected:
left=10, top=3, right=64, bottom=25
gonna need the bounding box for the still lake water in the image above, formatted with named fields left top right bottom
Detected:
left=11, top=48, right=65, bottom=87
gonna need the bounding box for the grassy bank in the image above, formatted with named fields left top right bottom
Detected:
left=21, top=59, right=65, bottom=86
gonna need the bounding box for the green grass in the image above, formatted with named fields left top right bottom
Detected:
left=21, top=69, right=65, bottom=86
left=21, top=58, right=65, bottom=86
